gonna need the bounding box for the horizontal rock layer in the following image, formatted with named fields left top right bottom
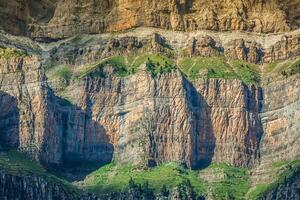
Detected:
left=0, top=29, right=299, bottom=170
left=0, top=0, right=300, bottom=39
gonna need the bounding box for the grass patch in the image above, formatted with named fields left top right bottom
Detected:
left=0, top=150, right=78, bottom=194
left=285, top=58, right=300, bottom=76
left=179, top=56, right=260, bottom=84
left=229, top=60, right=261, bottom=85
left=247, top=156, right=300, bottom=200
left=51, top=66, right=73, bottom=82
left=80, top=162, right=205, bottom=196
left=263, top=57, right=300, bottom=81
left=145, top=55, right=176, bottom=77
left=80, top=162, right=250, bottom=199
left=0, top=48, right=26, bottom=60
left=202, top=163, right=250, bottom=200
left=47, top=55, right=262, bottom=85
left=46, top=54, right=177, bottom=81
left=265, top=61, right=280, bottom=73
left=179, top=56, right=231, bottom=80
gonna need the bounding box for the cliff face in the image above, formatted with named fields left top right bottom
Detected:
left=260, top=75, right=300, bottom=166
left=0, top=172, right=77, bottom=200
left=259, top=171, right=300, bottom=200
left=0, top=54, right=113, bottom=165
left=59, top=70, right=262, bottom=168
left=0, top=0, right=300, bottom=39
left=0, top=2, right=300, bottom=197
left=0, top=54, right=262, bottom=168
left=0, top=28, right=299, bottom=169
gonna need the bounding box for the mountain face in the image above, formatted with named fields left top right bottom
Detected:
left=1, top=0, right=300, bottom=39
left=0, top=1, right=300, bottom=200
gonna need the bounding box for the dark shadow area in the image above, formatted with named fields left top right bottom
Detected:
left=0, top=91, right=19, bottom=149
left=183, top=78, right=216, bottom=170
left=39, top=86, right=114, bottom=181
left=244, top=84, right=264, bottom=165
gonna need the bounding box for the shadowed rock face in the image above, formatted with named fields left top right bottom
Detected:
left=0, top=55, right=113, bottom=166
left=0, top=91, right=19, bottom=147
left=0, top=28, right=299, bottom=170
left=0, top=54, right=263, bottom=168
left=0, top=0, right=300, bottom=39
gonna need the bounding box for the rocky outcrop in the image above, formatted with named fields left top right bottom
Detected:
left=259, top=172, right=300, bottom=200
left=0, top=171, right=203, bottom=200
left=186, top=36, right=222, bottom=58
left=0, top=54, right=113, bottom=165
left=264, top=35, right=300, bottom=63
left=0, top=172, right=80, bottom=200
left=39, top=30, right=300, bottom=68
left=0, top=0, right=300, bottom=39
left=0, top=50, right=263, bottom=168
left=259, top=74, right=300, bottom=166
left=47, top=66, right=262, bottom=168
left=191, top=79, right=263, bottom=167
left=0, top=91, right=19, bottom=147
left=0, top=27, right=299, bottom=170
left=225, top=39, right=263, bottom=64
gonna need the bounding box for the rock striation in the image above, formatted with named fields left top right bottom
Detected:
left=0, top=0, right=300, bottom=39
left=0, top=28, right=299, bottom=170
left=0, top=54, right=113, bottom=165
left=0, top=7, right=299, bottom=197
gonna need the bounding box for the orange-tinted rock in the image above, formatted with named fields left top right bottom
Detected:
left=1, top=0, right=300, bottom=39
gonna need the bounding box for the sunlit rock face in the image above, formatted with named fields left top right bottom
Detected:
left=1, top=0, right=300, bottom=39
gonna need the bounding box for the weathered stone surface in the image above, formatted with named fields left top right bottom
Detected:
left=260, top=74, right=300, bottom=166
left=37, top=30, right=300, bottom=67
left=264, top=35, right=300, bottom=63
left=185, top=36, right=222, bottom=58
left=1, top=0, right=300, bottom=39
left=225, top=39, right=263, bottom=64
left=259, top=171, right=300, bottom=200
left=0, top=55, right=113, bottom=165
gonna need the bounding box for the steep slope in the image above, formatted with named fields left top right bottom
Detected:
left=0, top=0, right=300, bottom=39
left=0, top=14, right=300, bottom=199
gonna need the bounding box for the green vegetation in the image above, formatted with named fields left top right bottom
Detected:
left=145, top=55, right=176, bottom=77
left=81, top=162, right=205, bottom=195
left=0, top=48, right=26, bottom=60
left=51, top=65, right=73, bottom=83
left=201, top=163, right=250, bottom=200
left=265, top=61, right=280, bottom=73
left=284, top=59, right=300, bottom=76
left=229, top=60, right=261, bottom=85
left=247, top=156, right=300, bottom=200
left=47, top=54, right=176, bottom=81
left=0, top=150, right=77, bottom=194
left=1, top=148, right=299, bottom=200
left=80, top=162, right=250, bottom=199
left=264, top=57, right=300, bottom=80
left=179, top=56, right=231, bottom=80
left=46, top=54, right=265, bottom=85
left=179, top=56, right=260, bottom=84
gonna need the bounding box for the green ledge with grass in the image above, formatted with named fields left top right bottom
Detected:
left=46, top=54, right=263, bottom=86
left=1, top=148, right=300, bottom=200
left=78, top=161, right=250, bottom=199
left=0, top=149, right=79, bottom=195
left=246, top=156, right=300, bottom=200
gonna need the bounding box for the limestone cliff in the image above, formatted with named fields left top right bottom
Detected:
left=0, top=27, right=299, bottom=169
left=0, top=0, right=300, bottom=39
left=0, top=3, right=300, bottom=197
